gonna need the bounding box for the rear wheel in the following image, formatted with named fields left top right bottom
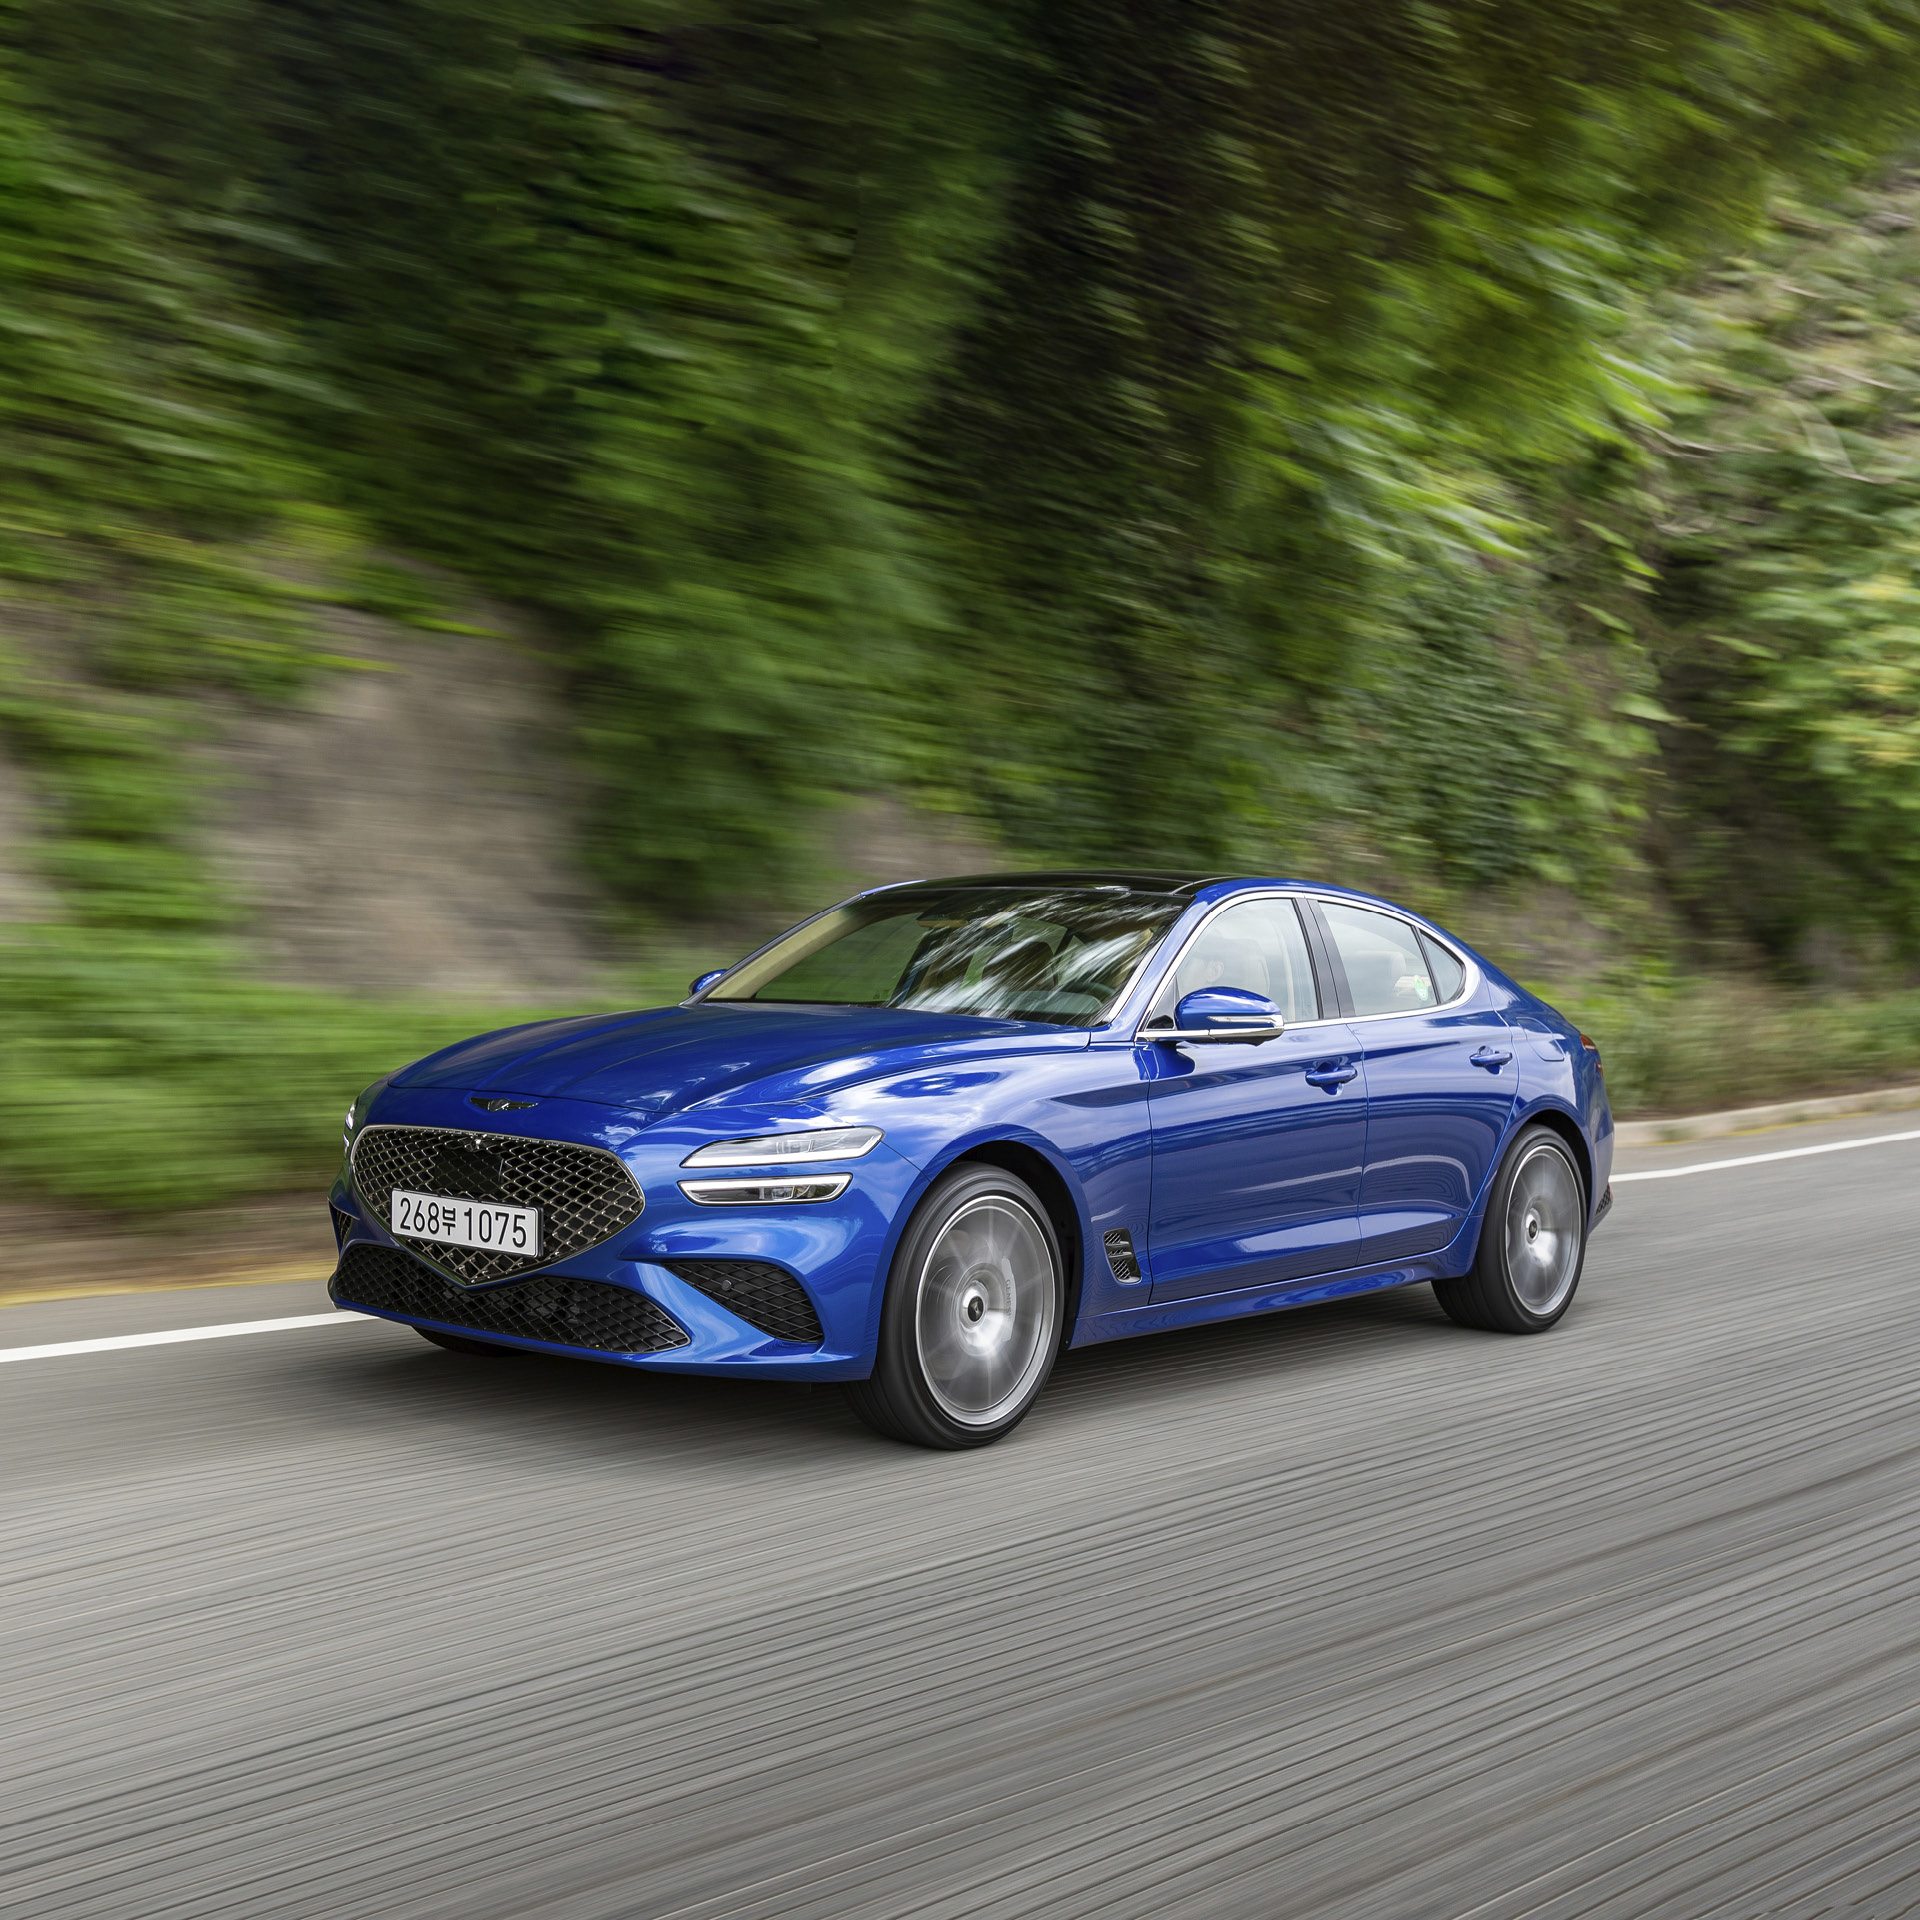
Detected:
left=1435, top=1126, right=1588, bottom=1333
left=844, top=1164, right=1064, bottom=1449
left=416, top=1326, right=524, bottom=1358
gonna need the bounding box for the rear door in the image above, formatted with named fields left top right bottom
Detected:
left=1144, top=895, right=1367, bottom=1302
left=1311, top=899, right=1517, bottom=1265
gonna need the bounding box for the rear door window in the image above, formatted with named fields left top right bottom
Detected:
left=1417, top=931, right=1466, bottom=1004
left=1319, top=902, right=1436, bottom=1017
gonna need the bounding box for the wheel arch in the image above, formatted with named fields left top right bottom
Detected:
left=1516, top=1101, right=1594, bottom=1215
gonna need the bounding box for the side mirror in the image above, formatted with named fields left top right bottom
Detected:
left=1156, top=987, right=1286, bottom=1045
left=688, top=968, right=728, bottom=998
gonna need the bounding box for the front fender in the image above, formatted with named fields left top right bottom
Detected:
left=839, top=1122, right=1099, bottom=1362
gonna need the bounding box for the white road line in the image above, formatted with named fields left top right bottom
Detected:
left=1614, top=1125, right=1920, bottom=1183
left=0, top=1311, right=370, bottom=1366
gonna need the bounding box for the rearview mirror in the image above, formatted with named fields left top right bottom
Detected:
left=1154, top=987, right=1287, bottom=1045
left=688, top=968, right=728, bottom=998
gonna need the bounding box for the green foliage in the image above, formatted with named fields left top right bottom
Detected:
left=171, top=0, right=1004, bottom=906
left=0, top=37, right=318, bottom=936
left=0, top=927, right=729, bottom=1209
left=0, top=932, right=458, bottom=1208
left=0, top=28, right=554, bottom=1213
left=1626, top=170, right=1920, bottom=962
left=902, top=1, right=1920, bottom=895
left=1559, top=973, right=1920, bottom=1116
left=21, top=0, right=1920, bottom=919
left=16, top=3, right=1920, bottom=1218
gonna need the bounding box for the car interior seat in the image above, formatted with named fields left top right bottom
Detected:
left=1178, top=937, right=1270, bottom=1001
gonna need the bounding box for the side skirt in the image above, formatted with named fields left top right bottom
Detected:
left=1068, top=1258, right=1452, bottom=1349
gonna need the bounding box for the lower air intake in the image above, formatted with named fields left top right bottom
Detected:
left=662, top=1259, right=824, bottom=1346
left=331, top=1243, right=688, bottom=1355
left=1103, top=1228, right=1143, bottom=1283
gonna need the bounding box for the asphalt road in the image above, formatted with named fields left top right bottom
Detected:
left=4, top=1113, right=1919, bottom=1919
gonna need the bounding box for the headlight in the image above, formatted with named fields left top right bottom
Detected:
left=679, top=1174, right=852, bottom=1206
left=681, top=1126, right=882, bottom=1168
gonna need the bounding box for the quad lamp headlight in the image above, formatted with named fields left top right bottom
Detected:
left=680, top=1126, right=882, bottom=1168
left=679, top=1174, right=851, bottom=1206
left=678, top=1126, right=880, bottom=1205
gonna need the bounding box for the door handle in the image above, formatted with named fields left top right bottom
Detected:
left=1304, top=1064, right=1358, bottom=1089
left=1470, top=1046, right=1513, bottom=1070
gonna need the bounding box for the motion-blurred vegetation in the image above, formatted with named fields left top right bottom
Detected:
left=10, top=2, right=1920, bottom=1206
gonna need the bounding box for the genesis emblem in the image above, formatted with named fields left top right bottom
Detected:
left=469, top=1097, right=539, bottom=1113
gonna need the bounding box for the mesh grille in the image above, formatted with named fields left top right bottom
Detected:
left=331, top=1243, right=687, bottom=1354
left=1104, top=1228, right=1143, bottom=1282
left=350, top=1125, right=644, bottom=1285
left=330, top=1203, right=354, bottom=1251
left=662, top=1259, right=824, bottom=1346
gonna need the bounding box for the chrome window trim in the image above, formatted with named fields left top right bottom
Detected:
left=1124, top=889, right=1481, bottom=1042
left=1308, top=896, right=1481, bottom=1024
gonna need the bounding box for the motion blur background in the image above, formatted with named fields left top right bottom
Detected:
left=9, top=0, right=1920, bottom=1224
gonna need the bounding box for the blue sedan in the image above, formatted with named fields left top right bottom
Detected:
left=330, top=872, right=1613, bottom=1447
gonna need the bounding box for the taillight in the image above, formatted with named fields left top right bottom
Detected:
left=1579, top=1032, right=1603, bottom=1076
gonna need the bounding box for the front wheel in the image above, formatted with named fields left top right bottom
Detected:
left=844, top=1164, right=1064, bottom=1449
left=1435, top=1126, right=1588, bottom=1333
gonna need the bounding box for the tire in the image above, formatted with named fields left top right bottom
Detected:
left=844, top=1164, right=1065, bottom=1449
left=1434, top=1125, right=1588, bottom=1334
left=416, top=1326, right=525, bottom=1358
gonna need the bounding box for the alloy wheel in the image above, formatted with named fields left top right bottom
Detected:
left=913, top=1194, right=1059, bottom=1427
left=1504, top=1139, right=1583, bottom=1316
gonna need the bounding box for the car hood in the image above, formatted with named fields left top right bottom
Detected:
left=390, top=1002, right=1085, bottom=1118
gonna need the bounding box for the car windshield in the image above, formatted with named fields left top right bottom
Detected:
left=704, top=886, right=1190, bottom=1026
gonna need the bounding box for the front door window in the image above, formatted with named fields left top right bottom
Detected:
left=1149, top=894, right=1319, bottom=1025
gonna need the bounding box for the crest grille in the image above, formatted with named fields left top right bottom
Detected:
left=350, top=1124, right=644, bottom=1286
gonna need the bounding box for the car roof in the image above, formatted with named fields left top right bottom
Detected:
left=862, top=868, right=1246, bottom=897
left=857, top=869, right=1445, bottom=925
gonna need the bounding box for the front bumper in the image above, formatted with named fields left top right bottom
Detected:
left=329, top=1088, right=916, bottom=1379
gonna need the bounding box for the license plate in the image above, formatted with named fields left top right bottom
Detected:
left=393, top=1190, right=542, bottom=1257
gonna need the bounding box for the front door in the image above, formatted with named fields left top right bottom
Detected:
left=1144, top=895, right=1367, bottom=1302
left=1315, top=899, right=1517, bottom=1263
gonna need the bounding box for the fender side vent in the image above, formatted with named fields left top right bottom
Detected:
left=1103, top=1229, right=1143, bottom=1283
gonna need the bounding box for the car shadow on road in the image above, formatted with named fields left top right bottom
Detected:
left=286, top=1279, right=1464, bottom=1468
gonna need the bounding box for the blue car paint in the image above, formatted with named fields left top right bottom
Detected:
left=332, top=877, right=1612, bottom=1377
left=392, top=1001, right=1045, bottom=1117
left=1141, top=1023, right=1368, bottom=1300
left=1345, top=997, right=1520, bottom=1264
